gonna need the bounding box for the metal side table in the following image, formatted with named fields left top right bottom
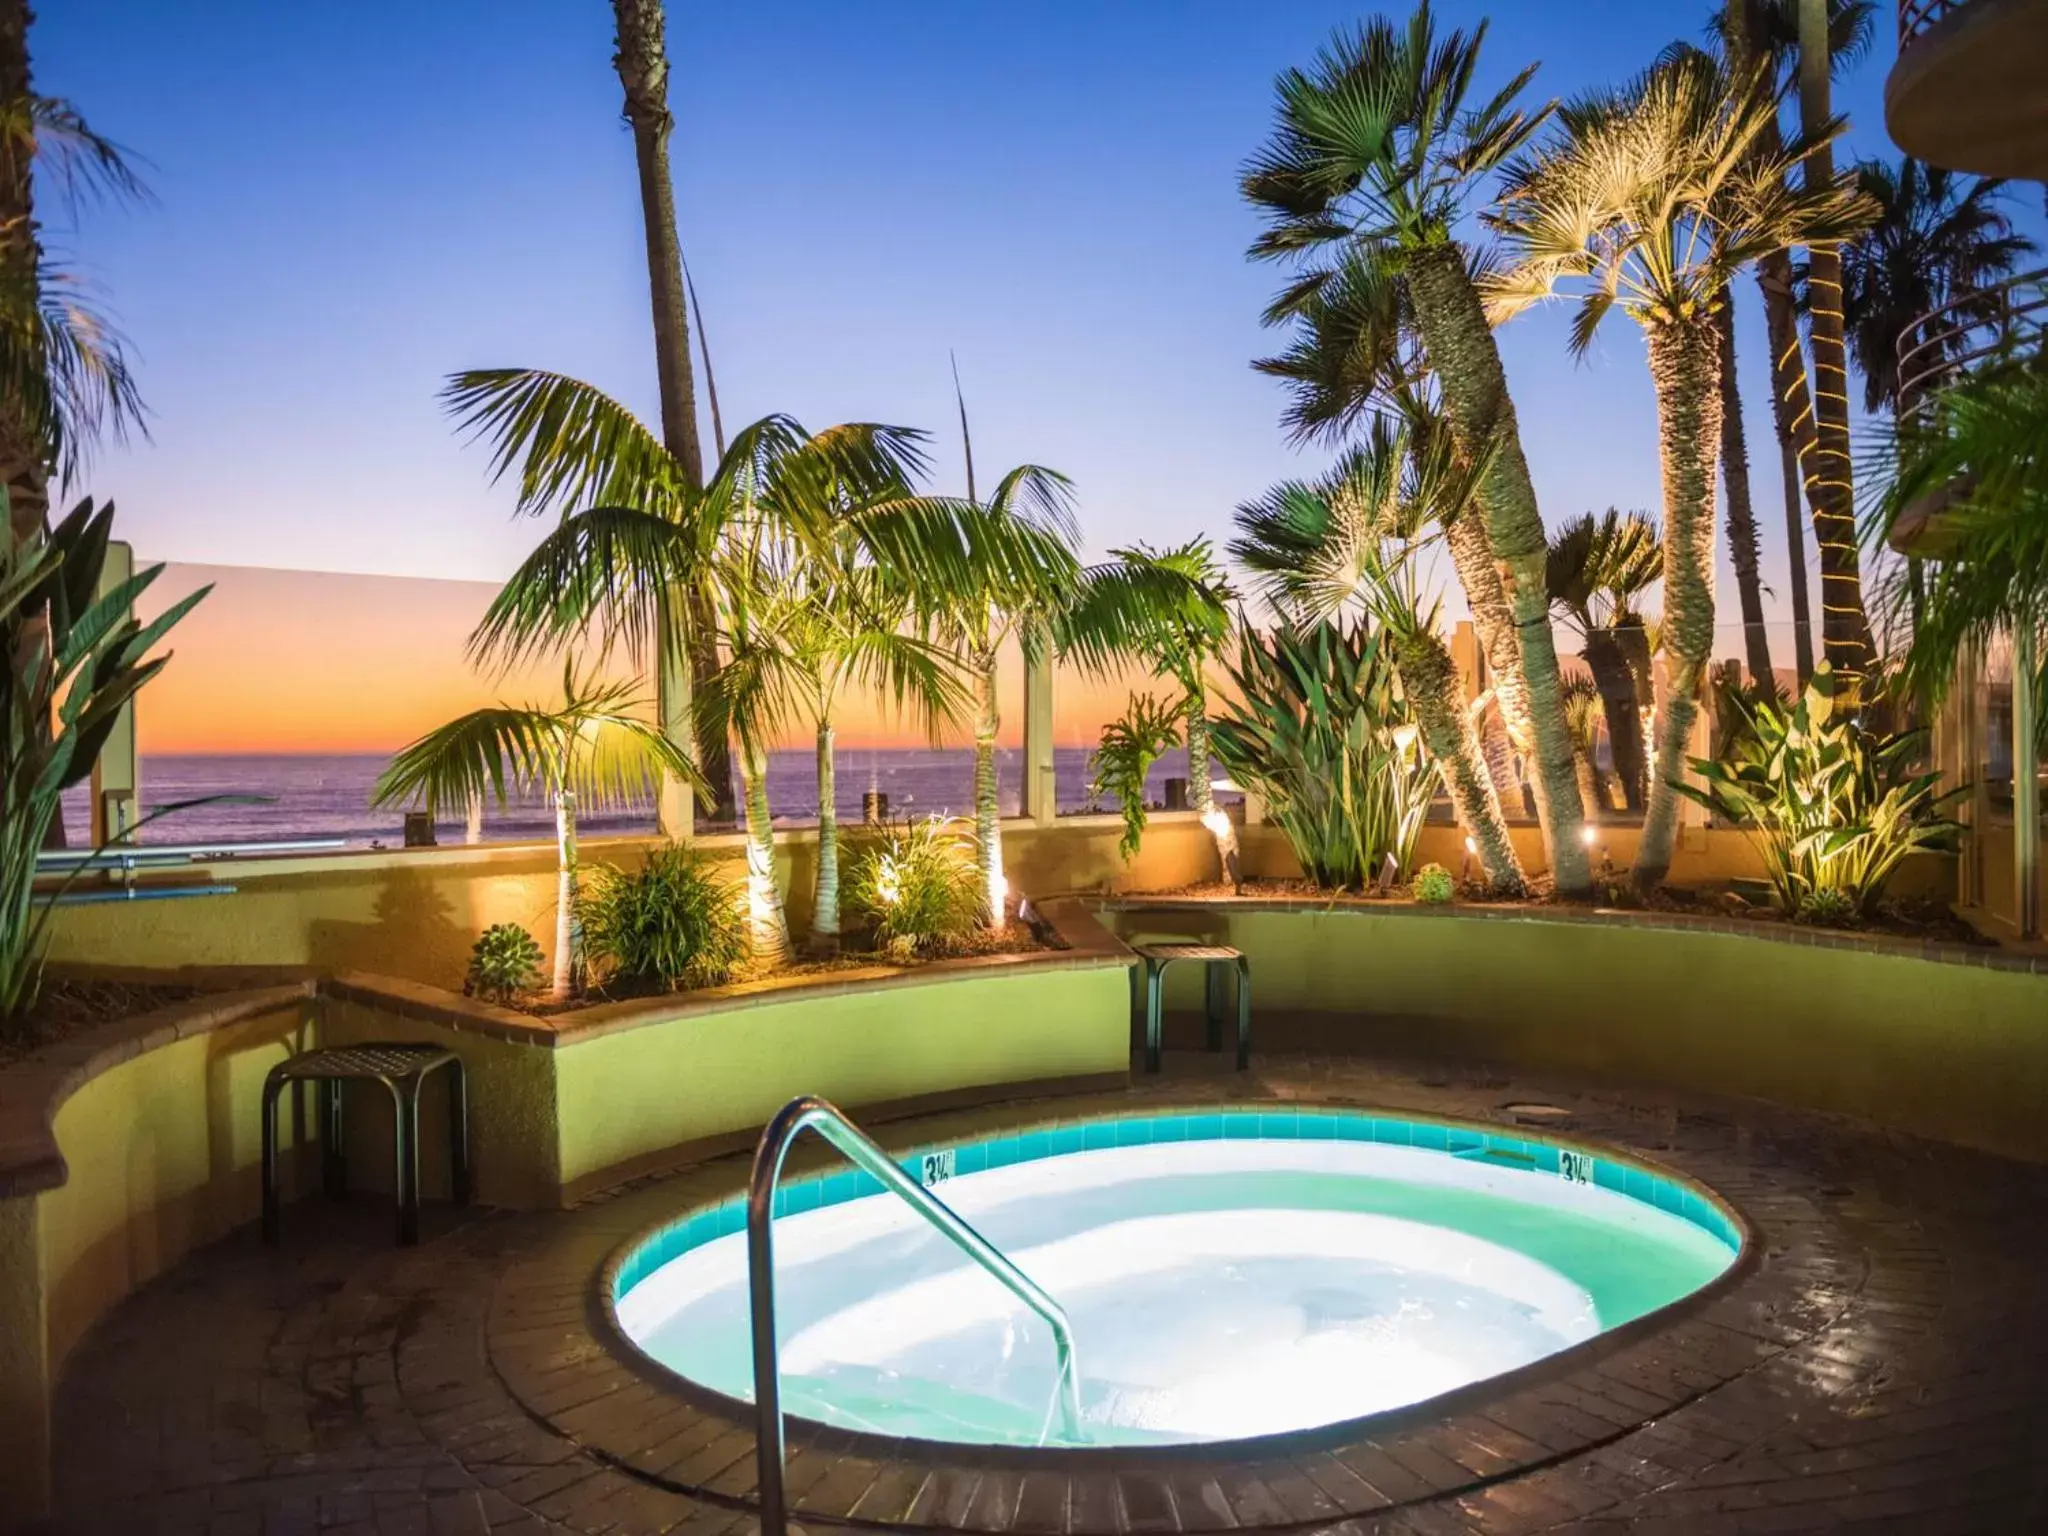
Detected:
left=262, top=1042, right=469, bottom=1246
left=1132, top=942, right=1250, bottom=1074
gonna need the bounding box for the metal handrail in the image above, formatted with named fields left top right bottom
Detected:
left=1896, top=265, right=2048, bottom=405
left=1898, top=0, right=1965, bottom=43
left=36, top=837, right=347, bottom=872
left=747, top=1094, right=1084, bottom=1536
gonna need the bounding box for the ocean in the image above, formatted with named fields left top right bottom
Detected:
left=55, top=745, right=1196, bottom=850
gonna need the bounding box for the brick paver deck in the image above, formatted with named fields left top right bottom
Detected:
left=49, top=1034, right=2048, bottom=1535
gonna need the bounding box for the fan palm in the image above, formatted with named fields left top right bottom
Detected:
left=1232, top=416, right=1524, bottom=893
left=373, top=667, right=703, bottom=1001
left=1559, top=674, right=1610, bottom=819
left=1839, top=158, right=2036, bottom=417
left=1055, top=539, right=1237, bottom=875
left=1489, top=56, right=1870, bottom=887
left=1545, top=510, right=1662, bottom=812
left=1242, top=1, right=1592, bottom=894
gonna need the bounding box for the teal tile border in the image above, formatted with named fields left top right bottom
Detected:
left=612, top=1105, right=1745, bottom=1304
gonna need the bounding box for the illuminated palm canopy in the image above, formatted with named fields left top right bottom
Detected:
left=1484, top=55, right=1872, bottom=347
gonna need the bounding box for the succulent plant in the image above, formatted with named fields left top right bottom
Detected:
left=465, top=923, right=544, bottom=1004
left=1411, top=862, right=1456, bottom=905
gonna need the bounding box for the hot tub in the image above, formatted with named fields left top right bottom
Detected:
left=607, top=1107, right=1742, bottom=1449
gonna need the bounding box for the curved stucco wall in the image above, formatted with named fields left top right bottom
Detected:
left=1107, top=902, right=2048, bottom=1164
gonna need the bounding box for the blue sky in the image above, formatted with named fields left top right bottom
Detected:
left=37, top=1, right=1974, bottom=640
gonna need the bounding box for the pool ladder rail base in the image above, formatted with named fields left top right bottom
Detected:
left=746, top=1094, right=1084, bottom=1536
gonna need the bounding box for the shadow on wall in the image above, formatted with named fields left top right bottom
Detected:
left=306, top=867, right=472, bottom=986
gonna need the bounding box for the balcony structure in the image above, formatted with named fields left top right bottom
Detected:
left=1886, top=0, right=2048, bottom=178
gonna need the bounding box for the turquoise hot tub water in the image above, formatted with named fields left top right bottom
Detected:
left=609, top=1109, right=1742, bottom=1449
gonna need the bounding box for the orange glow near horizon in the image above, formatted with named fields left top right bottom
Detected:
left=134, top=562, right=1156, bottom=758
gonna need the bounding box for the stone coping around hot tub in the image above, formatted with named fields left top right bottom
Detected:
left=321, top=894, right=1134, bottom=1049
left=483, top=1090, right=1779, bottom=1529
left=1095, top=891, right=2048, bottom=972
left=0, top=979, right=319, bottom=1198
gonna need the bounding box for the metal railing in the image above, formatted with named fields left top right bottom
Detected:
left=35, top=837, right=347, bottom=873
left=1896, top=265, right=2048, bottom=405
left=1899, top=0, right=1966, bottom=43
left=746, top=1095, right=1084, bottom=1536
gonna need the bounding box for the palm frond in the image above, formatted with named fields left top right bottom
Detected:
left=440, top=368, right=682, bottom=518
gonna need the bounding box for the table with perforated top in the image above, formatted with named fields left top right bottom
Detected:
left=1132, top=941, right=1250, bottom=1073
left=261, top=1042, right=469, bottom=1246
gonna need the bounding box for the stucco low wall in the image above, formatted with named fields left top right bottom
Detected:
left=1106, top=900, right=2048, bottom=1164
left=43, top=815, right=1231, bottom=989
left=0, top=985, right=318, bottom=1520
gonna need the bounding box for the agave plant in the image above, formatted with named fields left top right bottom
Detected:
left=1208, top=620, right=1431, bottom=891
left=1089, top=690, right=1187, bottom=862
left=1674, top=662, right=1961, bottom=916
left=2, top=498, right=209, bottom=1030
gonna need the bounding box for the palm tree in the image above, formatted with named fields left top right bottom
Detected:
left=1256, top=268, right=1526, bottom=812
left=446, top=373, right=1070, bottom=954
left=0, top=7, right=147, bottom=544
left=1873, top=356, right=2048, bottom=748
left=1559, top=674, right=1610, bottom=819
left=1719, top=0, right=1877, bottom=686
left=1232, top=417, right=1525, bottom=893
left=373, top=667, right=702, bottom=1001
left=767, top=560, right=965, bottom=956
left=1545, top=510, right=1663, bottom=812
left=1243, top=2, right=1593, bottom=894
left=607, top=0, right=734, bottom=823
left=1840, top=158, right=2036, bottom=418
left=1488, top=56, right=1870, bottom=887
left=1055, top=540, right=1237, bottom=874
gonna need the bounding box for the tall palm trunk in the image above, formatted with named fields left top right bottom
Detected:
left=1635, top=315, right=1724, bottom=888
left=1394, top=630, right=1525, bottom=895
left=1404, top=245, right=1591, bottom=894
left=739, top=740, right=790, bottom=967
left=611, top=0, right=734, bottom=822
left=1716, top=303, right=1774, bottom=683
left=1726, top=0, right=1816, bottom=687
left=1795, top=0, right=1875, bottom=689
left=1582, top=631, right=1646, bottom=810
left=1443, top=507, right=1532, bottom=808
left=1571, top=746, right=1604, bottom=823
left=972, top=654, right=1004, bottom=927
left=551, top=790, right=581, bottom=1002
left=810, top=717, right=839, bottom=954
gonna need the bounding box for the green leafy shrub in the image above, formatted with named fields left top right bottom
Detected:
left=847, top=817, right=983, bottom=957
left=1089, top=691, right=1187, bottom=860
left=1410, top=863, right=1455, bottom=904
left=1208, top=620, right=1431, bottom=890
left=1676, top=662, right=1963, bottom=917
left=466, top=923, right=544, bottom=1003
left=578, top=847, right=748, bottom=991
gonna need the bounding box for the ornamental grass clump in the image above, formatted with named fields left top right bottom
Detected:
left=1675, top=662, right=1962, bottom=917
left=847, top=817, right=984, bottom=957
left=577, top=847, right=749, bottom=992
left=465, top=924, right=544, bottom=1004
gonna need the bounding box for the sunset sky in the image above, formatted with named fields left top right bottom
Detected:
left=39, top=2, right=2036, bottom=756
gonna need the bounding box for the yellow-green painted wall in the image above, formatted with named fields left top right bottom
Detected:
left=1109, top=904, right=2048, bottom=1163
left=552, top=963, right=1133, bottom=1194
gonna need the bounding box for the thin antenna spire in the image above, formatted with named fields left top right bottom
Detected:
left=950, top=349, right=977, bottom=504
left=684, top=252, right=727, bottom=461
